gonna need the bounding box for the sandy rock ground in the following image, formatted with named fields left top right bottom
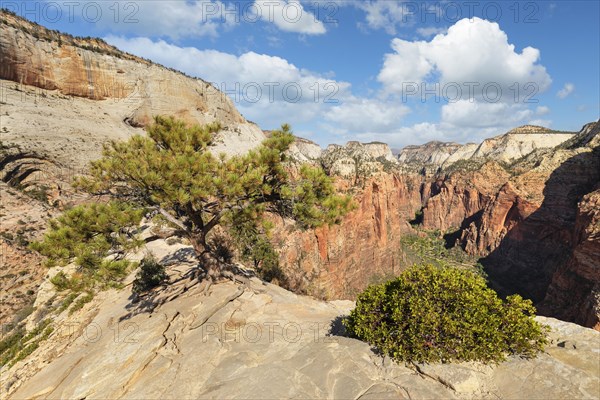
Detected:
left=1, top=239, right=598, bottom=400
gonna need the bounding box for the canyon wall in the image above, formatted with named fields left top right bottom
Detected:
left=276, top=171, right=422, bottom=299
left=540, top=189, right=600, bottom=329
left=1, top=9, right=598, bottom=331
left=413, top=122, right=600, bottom=329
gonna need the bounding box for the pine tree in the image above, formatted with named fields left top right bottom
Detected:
left=75, top=116, right=353, bottom=280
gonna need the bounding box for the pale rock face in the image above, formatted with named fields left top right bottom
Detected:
left=288, top=137, right=323, bottom=162
left=0, top=13, right=266, bottom=172
left=398, top=141, right=466, bottom=165
left=360, top=142, right=398, bottom=163
left=444, top=143, right=479, bottom=164
left=2, top=243, right=599, bottom=400
left=397, top=126, right=576, bottom=171
left=211, top=123, right=267, bottom=157
left=472, top=133, right=575, bottom=162
left=321, top=141, right=397, bottom=179
left=25, top=264, right=77, bottom=331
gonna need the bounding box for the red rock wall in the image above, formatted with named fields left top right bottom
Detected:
left=276, top=173, right=422, bottom=299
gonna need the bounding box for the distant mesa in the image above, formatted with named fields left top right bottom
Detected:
left=397, top=125, right=578, bottom=172
left=506, top=125, right=567, bottom=135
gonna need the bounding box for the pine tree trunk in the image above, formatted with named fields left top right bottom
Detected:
left=190, top=234, right=221, bottom=279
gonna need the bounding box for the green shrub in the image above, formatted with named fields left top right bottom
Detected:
left=50, top=271, right=71, bottom=291
left=0, top=319, right=54, bottom=366
left=399, top=231, right=484, bottom=276
left=0, top=328, right=25, bottom=361
left=29, top=202, right=144, bottom=269
left=69, top=292, right=94, bottom=315
left=95, top=259, right=134, bottom=289
left=58, top=292, right=79, bottom=313
left=344, top=265, right=548, bottom=364
left=229, top=220, right=284, bottom=283
left=132, top=255, right=167, bottom=294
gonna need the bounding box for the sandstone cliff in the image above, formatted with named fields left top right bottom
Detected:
left=415, top=121, right=600, bottom=329
left=276, top=171, right=422, bottom=299
left=321, top=141, right=398, bottom=181
left=0, top=9, right=265, bottom=175
left=1, top=239, right=598, bottom=400
left=540, top=189, right=600, bottom=329
left=398, top=125, right=576, bottom=172
left=0, top=9, right=264, bottom=325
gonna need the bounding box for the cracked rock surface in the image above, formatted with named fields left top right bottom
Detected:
left=2, top=243, right=599, bottom=399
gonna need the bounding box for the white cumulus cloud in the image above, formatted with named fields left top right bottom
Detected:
left=378, top=17, right=552, bottom=102
left=355, top=0, right=410, bottom=34
left=51, top=0, right=327, bottom=40
left=323, top=97, right=410, bottom=134
left=74, top=0, right=237, bottom=40
left=416, top=26, right=447, bottom=38
left=253, top=0, right=326, bottom=35
left=441, top=101, right=533, bottom=128
left=536, top=106, right=550, bottom=115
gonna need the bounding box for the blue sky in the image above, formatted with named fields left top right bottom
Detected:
left=5, top=0, right=599, bottom=148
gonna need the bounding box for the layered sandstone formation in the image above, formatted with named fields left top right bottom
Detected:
left=2, top=240, right=599, bottom=400
left=0, top=9, right=264, bottom=176
left=398, top=141, right=477, bottom=170
left=320, top=141, right=398, bottom=180
left=419, top=162, right=511, bottom=232
left=414, top=122, right=600, bottom=328
left=0, top=10, right=264, bottom=327
left=397, top=125, right=575, bottom=172
left=287, top=136, right=323, bottom=162
left=276, top=171, right=422, bottom=299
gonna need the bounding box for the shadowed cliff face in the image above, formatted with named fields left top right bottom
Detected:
left=415, top=122, right=600, bottom=329
left=476, top=149, right=600, bottom=303
left=540, top=189, right=600, bottom=329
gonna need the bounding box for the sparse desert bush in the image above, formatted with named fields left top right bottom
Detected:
left=30, top=202, right=143, bottom=292
left=68, top=292, right=94, bottom=315
left=132, top=254, right=168, bottom=294
left=0, top=319, right=54, bottom=366
left=344, top=265, right=548, bottom=363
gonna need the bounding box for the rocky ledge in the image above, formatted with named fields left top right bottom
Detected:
left=2, top=240, right=599, bottom=400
